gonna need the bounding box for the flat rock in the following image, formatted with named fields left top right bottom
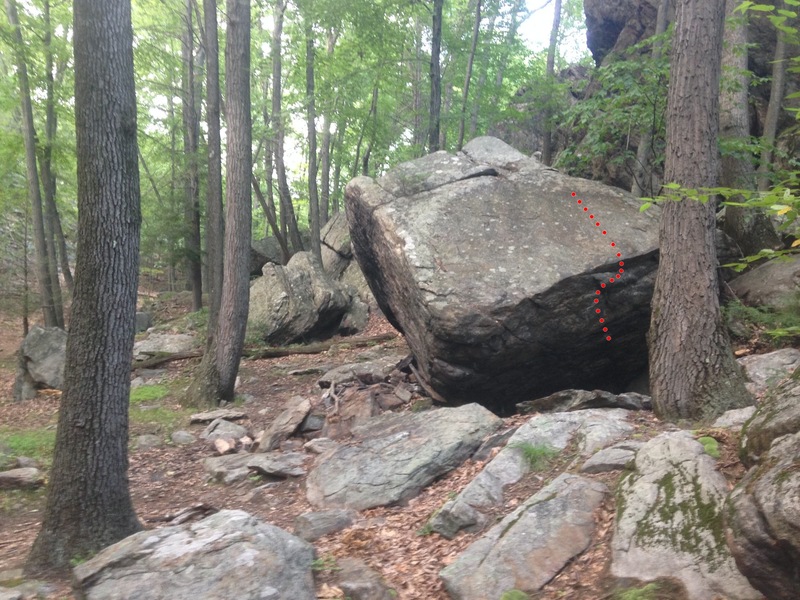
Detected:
left=440, top=473, right=608, bottom=599
left=740, top=375, right=800, bottom=466
left=135, top=434, right=163, bottom=450
left=294, top=509, right=359, bottom=542
left=133, top=333, right=195, bottom=358
left=580, top=440, right=642, bottom=473
left=517, top=389, right=651, bottom=413
left=738, top=348, right=800, bottom=396
left=200, top=418, right=248, bottom=441
left=306, top=403, right=502, bottom=510
left=255, top=396, right=311, bottom=452
left=318, top=354, right=406, bottom=389
left=712, top=406, right=756, bottom=430
left=432, top=409, right=631, bottom=537
left=727, top=431, right=800, bottom=599
left=204, top=452, right=308, bottom=485
left=345, top=136, right=659, bottom=411
left=336, top=557, right=396, bottom=600
left=611, top=431, right=761, bottom=600
left=170, top=430, right=196, bottom=445
left=72, top=510, right=315, bottom=600
left=0, top=468, right=44, bottom=490
left=189, top=408, right=247, bottom=424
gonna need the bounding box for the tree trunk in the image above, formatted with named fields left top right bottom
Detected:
left=412, top=15, right=426, bottom=153
left=184, top=0, right=251, bottom=408
left=5, top=0, right=58, bottom=328
left=331, top=122, right=345, bottom=214
left=757, top=0, right=787, bottom=192
left=469, top=6, right=497, bottom=139
left=648, top=0, right=751, bottom=422
left=362, top=85, right=379, bottom=176
left=428, top=0, right=443, bottom=152
left=271, top=0, right=304, bottom=253
left=182, top=0, right=203, bottom=311
left=457, top=0, right=482, bottom=150
left=305, top=13, right=321, bottom=264
left=252, top=174, right=290, bottom=259
left=204, top=0, right=224, bottom=333
left=318, top=29, right=338, bottom=226
left=719, top=0, right=781, bottom=255
left=631, top=0, right=670, bottom=197
left=541, top=0, right=562, bottom=166
left=26, top=0, right=142, bottom=572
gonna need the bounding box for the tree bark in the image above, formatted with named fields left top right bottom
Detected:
left=182, top=0, right=203, bottom=312
left=5, top=0, right=58, bottom=328
left=719, top=0, right=781, bottom=254
left=457, top=0, right=482, bottom=150
left=305, top=12, right=322, bottom=264
left=541, top=0, right=562, bottom=166
left=318, top=29, right=338, bottom=225
left=648, top=0, right=751, bottom=422
left=428, top=0, right=443, bottom=152
left=469, top=5, right=497, bottom=139
left=26, top=0, right=142, bottom=572
left=204, top=0, right=224, bottom=333
left=184, top=0, right=251, bottom=407
left=757, top=0, right=787, bottom=192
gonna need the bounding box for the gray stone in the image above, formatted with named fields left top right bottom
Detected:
left=336, top=557, right=396, bottom=600
left=727, top=431, right=800, bottom=599
left=133, top=333, right=196, bottom=358
left=19, top=325, right=66, bottom=389
left=304, top=438, right=339, bottom=454
left=740, top=375, right=800, bottom=466
left=0, top=588, right=22, bottom=600
left=338, top=294, right=370, bottom=335
left=440, top=474, right=608, bottom=599
left=255, top=396, right=311, bottom=452
left=248, top=252, right=351, bottom=345
left=433, top=409, right=631, bottom=537
left=135, top=434, right=163, bottom=450
left=517, top=388, right=651, bottom=413
left=251, top=236, right=284, bottom=269
left=611, top=431, right=761, bottom=600
left=340, top=260, right=374, bottom=305
left=135, top=311, right=153, bottom=333
left=306, top=403, right=502, bottom=510
left=580, top=441, right=642, bottom=473
left=471, top=426, right=518, bottom=462
left=170, top=430, right=196, bottom=445
left=738, top=348, right=800, bottom=396
left=14, top=456, right=39, bottom=469
left=200, top=418, right=248, bottom=442
left=0, top=468, right=44, bottom=490
left=729, top=255, right=800, bottom=310
left=72, top=510, right=315, bottom=600
left=294, top=509, right=358, bottom=541
left=300, top=412, right=326, bottom=432
left=204, top=452, right=308, bottom=485
left=712, top=406, right=756, bottom=430
left=320, top=212, right=353, bottom=278
left=318, top=354, right=406, bottom=388
left=345, top=136, right=660, bottom=411
left=428, top=498, right=487, bottom=540
left=189, top=408, right=247, bottom=424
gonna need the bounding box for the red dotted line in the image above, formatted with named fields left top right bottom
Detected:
left=571, top=192, right=625, bottom=342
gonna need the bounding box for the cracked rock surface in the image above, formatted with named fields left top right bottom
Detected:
left=345, top=136, right=659, bottom=412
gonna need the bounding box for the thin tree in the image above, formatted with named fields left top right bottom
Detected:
left=184, top=0, right=251, bottom=407
left=305, top=5, right=322, bottom=264
left=429, top=0, right=443, bottom=152
left=757, top=0, right=787, bottom=193
left=541, top=0, right=562, bottom=166
left=5, top=0, right=59, bottom=328
left=457, top=0, right=482, bottom=150
left=26, top=0, right=142, bottom=572
left=648, top=0, right=751, bottom=421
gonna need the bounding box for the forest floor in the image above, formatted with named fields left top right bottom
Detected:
left=0, top=293, right=754, bottom=600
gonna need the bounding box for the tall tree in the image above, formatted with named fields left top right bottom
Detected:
left=457, top=0, right=482, bottom=150
left=304, top=5, right=322, bottom=264
left=757, top=0, right=787, bottom=192
left=5, top=0, right=59, bottom=328
left=26, top=0, right=142, bottom=572
left=184, top=0, right=251, bottom=407
left=719, top=0, right=781, bottom=255
left=648, top=0, right=751, bottom=421
left=204, top=0, right=224, bottom=333
left=541, top=0, right=562, bottom=166
left=429, top=0, right=443, bottom=152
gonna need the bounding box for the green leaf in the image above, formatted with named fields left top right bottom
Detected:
left=640, top=202, right=652, bottom=212
left=777, top=8, right=798, bottom=16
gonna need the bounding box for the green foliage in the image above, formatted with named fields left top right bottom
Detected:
left=613, top=583, right=661, bottom=600
left=499, top=590, right=531, bottom=600
left=129, top=384, right=170, bottom=405
left=509, top=442, right=559, bottom=471
left=697, top=436, right=720, bottom=459
left=723, top=297, right=800, bottom=342
left=0, top=428, right=56, bottom=466
left=310, top=554, right=341, bottom=572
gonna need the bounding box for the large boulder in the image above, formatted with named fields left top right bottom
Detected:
left=584, top=0, right=661, bottom=65
left=17, top=325, right=66, bottom=390
left=72, top=510, right=315, bottom=600
left=345, top=137, right=659, bottom=411
left=320, top=212, right=353, bottom=278
left=739, top=374, right=800, bottom=466
left=726, top=431, right=800, bottom=599
left=737, top=348, right=800, bottom=397
left=248, top=251, right=352, bottom=344
left=729, top=255, right=800, bottom=311
left=306, top=403, right=502, bottom=510
left=611, top=431, right=760, bottom=600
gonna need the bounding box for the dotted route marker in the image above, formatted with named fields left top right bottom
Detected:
left=571, top=192, right=624, bottom=341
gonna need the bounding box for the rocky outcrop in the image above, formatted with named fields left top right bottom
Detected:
left=440, top=473, right=608, bottom=599
left=345, top=137, right=659, bottom=411
left=726, top=432, right=800, bottom=599
left=306, top=403, right=502, bottom=510
left=738, top=348, right=800, bottom=397
left=584, top=0, right=661, bottom=65
left=739, top=374, right=800, bottom=466
left=611, top=432, right=761, bottom=600
left=72, top=510, right=315, bottom=600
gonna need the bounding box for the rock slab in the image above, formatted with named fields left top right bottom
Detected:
left=611, top=431, right=760, bottom=600
left=306, top=403, right=502, bottom=510
left=440, top=473, right=607, bottom=599
left=72, top=510, right=315, bottom=600
left=740, top=375, right=800, bottom=466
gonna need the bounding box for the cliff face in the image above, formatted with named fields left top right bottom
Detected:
left=584, top=0, right=661, bottom=66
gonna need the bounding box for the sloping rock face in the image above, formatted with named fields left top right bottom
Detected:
left=739, top=374, right=800, bottom=466
left=248, top=251, right=351, bottom=344
left=72, top=510, right=315, bottom=600
left=726, top=431, right=800, bottom=599
left=345, top=137, right=659, bottom=411
left=440, top=473, right=608, bottom=599
left=305, top=403, right=502, bottom=510
left=611, top=432, right=761, bottom=600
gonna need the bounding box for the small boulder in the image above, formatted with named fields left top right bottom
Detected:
left=580, top=440, right=642, bottom=474
left=737, top=348, right=800, bottom=396
left=133, top=333, right=195, bottom=358
left=254, top=396, right=311, bottom=452
left=170, top=430, right=196, bottom=445
left=318, top=354, right=406, bottom=389
left=135, top=434, right=163, bottom=450
left=729, top=255, right=800, bottom=310
left=336, top=557, right=396, bottom=600
left=72, top=510, right=315, bottom=600
left=189, top=408, right=247, bottom=424
left=134, top=311, right=153, bottom=333
left=200, top=418, right=248, bottom=442
left=740, top=375, right=800, bottom=466
left=712, top=406, right=756, bottom=430
left=18, top=325, right=67, bottom=390
left=0, top=468, right=44, bottom=490
left=203, top=452, right=308, bottom=485
left=294, top=508, right=359, bottom=542
left=516, top=388, right=651, bottom=413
